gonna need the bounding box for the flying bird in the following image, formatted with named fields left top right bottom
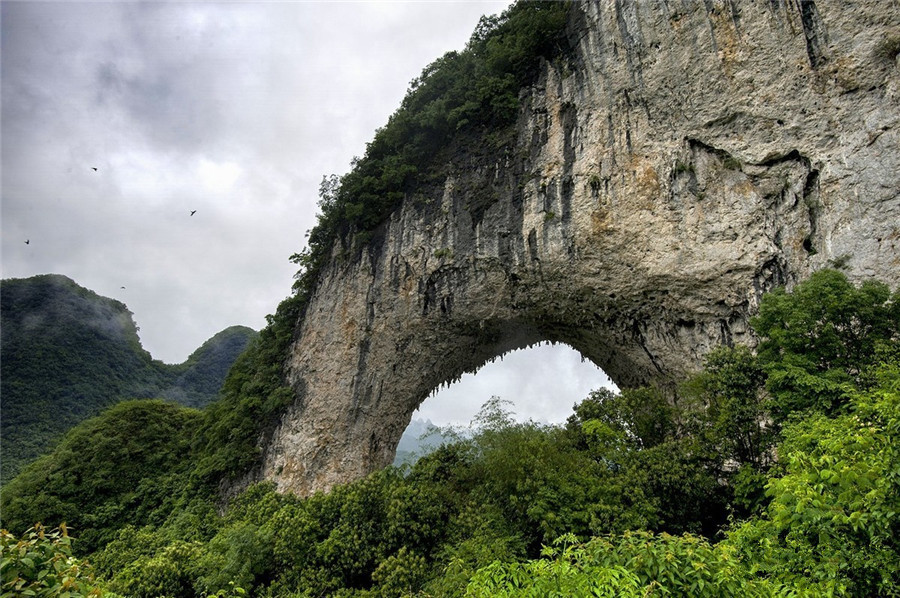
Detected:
left=25, top=239, right=29, bottom=245
left=92, top=167, right=98, bottom=171
left=190, top=210, right=197, bottom=216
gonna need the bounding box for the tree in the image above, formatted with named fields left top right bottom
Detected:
left=752, top=269, right=899, bottom=420
left=567, top=386, right=676, bottom=453
left=727, top=363, right=900, bottom=595
left=567, top=386, right=729, bottom=537
left=686, top=346, right=771, bottom=467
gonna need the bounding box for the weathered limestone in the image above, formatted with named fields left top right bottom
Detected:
left=260, top=0, right=900, bottom=496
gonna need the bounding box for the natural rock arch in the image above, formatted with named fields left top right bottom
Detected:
left=258, top=0, right=900, bottom=496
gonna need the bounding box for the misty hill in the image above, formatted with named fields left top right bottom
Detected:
left=393, top=418, right=460, bottom=466
left=0, top=274, right=256, bottom=482
left=155, top=325, right=260, bottom=407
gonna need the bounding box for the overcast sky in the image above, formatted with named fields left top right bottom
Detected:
left=1, top=0, right=614, bottom=426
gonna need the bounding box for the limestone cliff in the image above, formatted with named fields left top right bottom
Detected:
left=261, top=0, right=899, bottom=496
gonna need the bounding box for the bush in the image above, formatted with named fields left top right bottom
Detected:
left=464, top=532, right=795, bottom=597
left=106, top=540, right=204, bottom=598
left=727, top=365, right=900, bottom=595
left=0, top=523, right=110, bottom=597
left=0, top=401, right=201, bottom=554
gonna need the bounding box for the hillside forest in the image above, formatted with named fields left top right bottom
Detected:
left=0, top=274, right=257, bottom=483
left=2, top=2, right=899, bottom=596
left=2, top=270, right=899, bottom=597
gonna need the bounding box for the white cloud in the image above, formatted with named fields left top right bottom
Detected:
left=197, top=158, right=242, bottom=195
left=417, top=343, right=618, bottom=427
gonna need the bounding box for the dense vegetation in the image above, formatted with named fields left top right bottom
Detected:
left=1, top=400, right=204, bottom=555
left=3, top=4, right=899, bottom=595
left=0, top=274, right=256, bottom=482
left=2, top=269, right=898, bottom=597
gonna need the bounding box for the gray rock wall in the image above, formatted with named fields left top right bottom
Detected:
left=260, top=0, right=899, bottom=496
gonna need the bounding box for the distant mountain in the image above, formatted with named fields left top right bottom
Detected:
left=0, top=274, right=256, bottom=483
left=393, top=418, right=460, bottom=466
left=156, top=326, right=260, bottom=408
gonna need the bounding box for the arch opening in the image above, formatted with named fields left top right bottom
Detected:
left=395, top=341, right=618, bottom=464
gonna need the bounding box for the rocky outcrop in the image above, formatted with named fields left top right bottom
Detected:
left=261, top=0, right=900, bottom=495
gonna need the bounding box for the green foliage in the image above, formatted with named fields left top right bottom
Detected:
left=0, top=275, right=159, bottom=483
left=569, top=386, right=676, bottom=452
left=422, top=525, right=522, bottom=598
left=182, top=396, right=743, bottom=596
left=464, top=534, right=643, bottom=598
left=465, top=418, right=607, bottom=551
left=616, top=439, right=730, bottom=538
left=465, top=532, right=799, bottom=597
left=67, top=392, right=733, bottom=598
left=0, top=524, right=110, bottom=598
left=0, top=401, right=201, bottom=554
left=687, top=345, right=772, bottom=469
left=723, top=155, right=742, bottom=170
left=752, top=269, right=899, bottom=421
left=108, top=540, right=204, bottom=598
left=200, top=522, right=277, bottom=594
left=89, top=526, right=169, bottom=581
left=567, top=388, right=729, bottom=536
left=729, top=464, right=771, bottom=518
left=727, top=366, right=900, bottom=596
left=674, top=345, right=775, bottom=518
left=673, top=159, right=695, bottom=176
left=369, top=547, right=428, bottom=598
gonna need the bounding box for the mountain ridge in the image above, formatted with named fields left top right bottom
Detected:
left=0, top=273, right=256, bottom=482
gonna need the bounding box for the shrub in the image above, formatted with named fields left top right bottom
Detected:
left=0, top=523, right=110, bottom=597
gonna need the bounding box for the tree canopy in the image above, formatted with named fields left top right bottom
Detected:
left=3, top=269, right=899, bottom=596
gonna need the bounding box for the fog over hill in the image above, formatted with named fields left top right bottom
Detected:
left=0, top=274, right=256, bottom=482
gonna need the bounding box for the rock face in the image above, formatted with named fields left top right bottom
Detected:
left=262, top=0, right=900, bottom=496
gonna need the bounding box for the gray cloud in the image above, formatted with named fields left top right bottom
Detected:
left=2, top=0, right=614, bottom=425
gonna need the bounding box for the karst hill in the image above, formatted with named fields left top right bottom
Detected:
left=218, top=0, right=899, bottom=496
left=0, top=274, right=257, bottom=482
left=2, top=2, right=899, bottom=594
